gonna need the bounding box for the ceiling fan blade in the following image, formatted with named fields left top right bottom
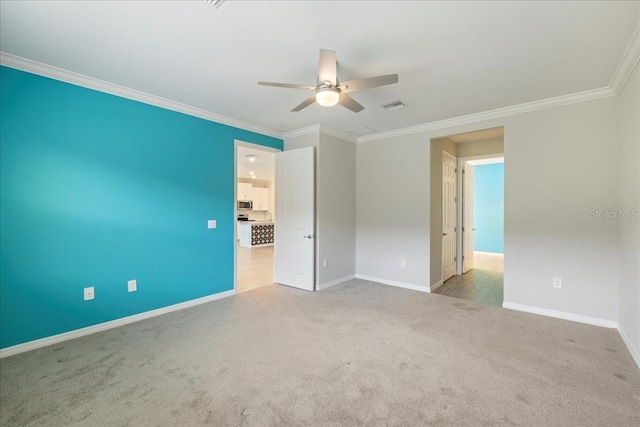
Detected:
left=318, top=49, right=337, bottom=86
left=291, top=94, right=317, bottom=112
left=338, top=93, right=364, bottom=113
left=258, top=81, right=316, bottom=91
left=340, top=74, right=399, bottom=93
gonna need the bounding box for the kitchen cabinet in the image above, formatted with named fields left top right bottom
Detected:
left=237, top=182, right=253, bottom=200
left=252, top=187, right=270, bottom=211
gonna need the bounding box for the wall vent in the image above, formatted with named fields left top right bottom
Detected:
left=380, top=99, right=406, bottom=111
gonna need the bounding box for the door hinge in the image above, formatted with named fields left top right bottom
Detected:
left=462, top=256, right=465, bottom=260
left=454, top=227, right=457, bottom=232
left=462, top=169, right=466, bottom=174
left=454, top=256, right=457, bottom=262
left=462, top=227, right=465, bottom=232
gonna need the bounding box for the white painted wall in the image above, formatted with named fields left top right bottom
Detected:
left=356, top=135, right=431, bottom=290
left=456, top=137, right=504, bottom=158
left=318, top=133, right=356, bottom=286
left=617, top=63, right=640, bottom=364
left=357, top=95, right=620, bottom=323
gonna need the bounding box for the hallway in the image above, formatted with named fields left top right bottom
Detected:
left=433, top=252, right=503, bottom=306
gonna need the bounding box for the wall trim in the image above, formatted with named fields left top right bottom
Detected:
left=319, top=127, right=357, bottom=143
left=283, top=124, right=321, bottom=140
left=356, top=86, right=616, bottom=143
left=609, top=22, right=640, bottom=95
left=430, top=280, right=444, bottom=291
left=283, top=124, right=357, bottom=143
left=318, top=274, right=356, bottom=291
left=617, top=325, right=640, bottom=371
left=502, top=301, right=617, bottom=329
left=356, top=274, right=430, bottom=293
left=356, top=23, right=639, bottom=144
left=0, top=290, right=235, bottom=359
left=0, top=52, right=282, bottom=140
left=5, top=44, right=636, bottom=148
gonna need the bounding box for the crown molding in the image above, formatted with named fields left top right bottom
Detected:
left=609, top=22, right=640, bottom=95
left=4, top=23, right=638, bottom=147
left=356, top=86, right=616, bottom=143
left=318, top=126, right=357, bottom=143
left=358, top=23, right=640, bottom=143
left=0, top=52, right=283, bottom=140
left=282, top=124, right=357, bottom=143
left=282, top=124, right=321, bottom=140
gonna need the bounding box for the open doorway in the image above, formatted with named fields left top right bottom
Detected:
left=430, top=128, right=504, bottom=306
left=235, top=141, right=277, bottom=293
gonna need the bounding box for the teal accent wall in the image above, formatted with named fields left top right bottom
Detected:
left=0, top=66, right=282, bottom=349
left=473, top=163, right=504, bottom=253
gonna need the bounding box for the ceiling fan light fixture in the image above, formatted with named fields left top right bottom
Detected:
left=316, top=88, right=339, bottom=107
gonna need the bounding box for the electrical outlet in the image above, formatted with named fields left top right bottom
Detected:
left=400, top=259, right=406, bottom=268
left=322, top=259, right=328, bottom=268
left=128, top=279, right=137, bottom=292
left=553, top=277, right=563, bottom=289
left=84, top=287, right=95, bottom=301
left=207, top=220, right=217, bottom=229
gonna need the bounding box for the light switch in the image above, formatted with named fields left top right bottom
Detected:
left=84, top=287, right=94, bottom=301
left=208, top=220, right=217, bottom=229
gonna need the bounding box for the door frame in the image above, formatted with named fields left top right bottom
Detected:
left=233, top=140, right=281, bottom=293
left=455, top=153, right=504, bottom=275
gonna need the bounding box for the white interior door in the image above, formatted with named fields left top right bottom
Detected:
left=275, top=146, right=315, bottom=291
left=463, top=163, right=475, bottom=273
left=442, top=152, right=457, bottom=282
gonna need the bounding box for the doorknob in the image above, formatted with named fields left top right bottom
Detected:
left=443, top=233, right=448, bottom=236
left=303, top=235, right=314, bottom=239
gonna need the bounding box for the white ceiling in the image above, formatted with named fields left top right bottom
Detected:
left=237, top=145, right=275, bottom=181
left=1, top=1, right=638, bottom=137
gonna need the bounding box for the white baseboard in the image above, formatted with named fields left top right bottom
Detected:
left=0, top=290, right=236, bottom=359
left=617, top=325, right=640, bottom=371
left=318, top=275, right=356, bottom=291
left=431, top=280, right=444, bottom=291
left=355, top=274, right=430, bottom=293
left=502, top=301, right=618, bottom=329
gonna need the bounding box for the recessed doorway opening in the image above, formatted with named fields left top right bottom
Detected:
left=429, top=127, right=505, bottom=307
left=235, top=141, right=278, bottom=293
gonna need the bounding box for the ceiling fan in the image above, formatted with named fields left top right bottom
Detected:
left=258, top=49, right=399, bottom=113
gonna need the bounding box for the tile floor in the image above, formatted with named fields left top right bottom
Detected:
left=236, top=243, right=274, bottom=292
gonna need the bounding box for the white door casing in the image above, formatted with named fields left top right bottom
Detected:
left=463, top=163, right=475, bottom=273
left=442, top=152, right=457, bottom=282
left=275, top=146, right=315, bottom=291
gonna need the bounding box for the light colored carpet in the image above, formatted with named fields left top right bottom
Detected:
left=1, top=279, right=639, bottom=426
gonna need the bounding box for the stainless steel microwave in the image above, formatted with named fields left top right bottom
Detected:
left=237, top=200, right=253, bottom=211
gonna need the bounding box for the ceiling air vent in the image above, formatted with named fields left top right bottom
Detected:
left=380, top=99, right=406, bottom=111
